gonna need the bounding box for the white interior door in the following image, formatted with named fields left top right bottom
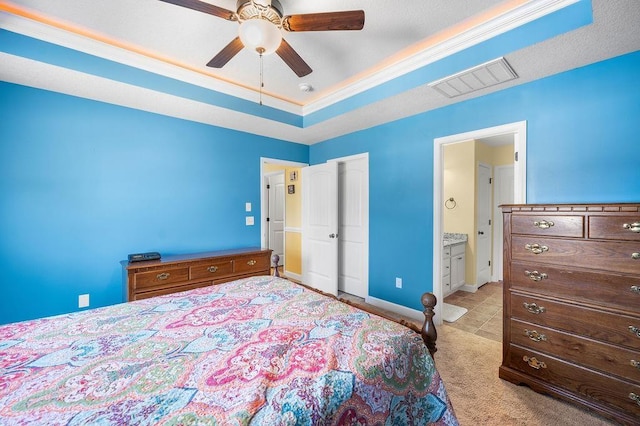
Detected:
left=492, top=165, right=514, bottom=281
left=337, top=156, right=368, bottom=298
left=302, top=162, right=339, bottom=296
left=476, top=163, right=492, bottom=286
left=267, top=172, right=285, bottom=265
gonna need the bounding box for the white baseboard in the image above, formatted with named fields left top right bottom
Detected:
left=461, top=284, right=478, bottom=293
left=283, top=271, right=302, bottom=282
left=365, top=295, right=425, bottom=323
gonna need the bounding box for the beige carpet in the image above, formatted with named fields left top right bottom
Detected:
left=434, top=324, right=616, bottom=426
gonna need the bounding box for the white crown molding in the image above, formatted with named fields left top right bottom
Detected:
left=302, top=0, right=579, bottom=115
left=2, top=1, right=578, bottom=120
left=0, top=10, right=303, bottom=115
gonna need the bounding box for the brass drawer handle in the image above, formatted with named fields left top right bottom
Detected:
left=525, top=329, right=547, bottom=342
left=630, top=393, right=640, bottom=406
left=524, top=270, right=548, bottom=282
left=207, top=266, right=218, bottom=273
left=156, top=272, right=170, bottom=280
left=247, top=259, right=257, bottom=266
left=533, top=220, right=554, bottom=229
left=631, top=360, right=640, bottom=371
left=623, top=222, right=640, bottom=233
left=523, top=302, right=546, bottom=314
left=630, top=325, right=640, bottom=338
left=631, top=285, right=640, bottom=294
left=632, top=253, right=640, bottom=260
left=525, top=243, right=549, bottom=255
left=523, top=355, right=547, bottom=370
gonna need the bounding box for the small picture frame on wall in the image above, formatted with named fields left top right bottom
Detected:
left=288, top=184, right=295, bottom=194
left=289, top=171, right=298, bottom=181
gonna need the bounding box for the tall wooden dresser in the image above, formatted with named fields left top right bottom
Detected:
left=500, top=204, right=640, bottom=425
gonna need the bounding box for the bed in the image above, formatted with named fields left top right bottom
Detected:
left=0, top=275, right=458, bottom=425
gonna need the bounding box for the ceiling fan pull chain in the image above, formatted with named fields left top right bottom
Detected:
left=259, top=49, right=264, bottom=105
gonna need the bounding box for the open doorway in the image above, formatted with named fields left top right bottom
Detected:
left=260, top=157, right=307, bottom=280
left=432, top=121, right=527, bottom=325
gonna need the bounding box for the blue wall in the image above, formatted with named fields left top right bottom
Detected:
left=0, top=83, right=308, bottom=324
left=2, top=51, right=639, bottom=325
left=310, top=51, right=640, bottom=313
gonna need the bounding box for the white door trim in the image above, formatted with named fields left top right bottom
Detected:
left=432, top=121, right=527, bottom=324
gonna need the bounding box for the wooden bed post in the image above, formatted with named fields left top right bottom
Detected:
left=421, top=293, right=438, bottom=358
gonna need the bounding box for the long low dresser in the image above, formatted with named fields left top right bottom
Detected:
left=123, top=248, right=272, bottom=301
left=500, top=204, right=640, bottom=425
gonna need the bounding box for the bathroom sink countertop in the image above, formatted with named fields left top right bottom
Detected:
left=443, top=233, right=467, bottom=247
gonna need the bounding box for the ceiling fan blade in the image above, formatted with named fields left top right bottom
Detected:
left=276, top=39, right=312, bottom=77
left=283, top=10, right=364, bottom=32
left=206, top=37, right=244, bottom=68
left=158, top=0, right=236, bottom=21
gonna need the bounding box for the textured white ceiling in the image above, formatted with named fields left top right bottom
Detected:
left=1, top=0, right=639, bottom=144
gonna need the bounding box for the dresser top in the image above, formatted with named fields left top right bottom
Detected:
left=122, top=247, right=270, bottom=270
left=501, top=203, right=640, bottom=213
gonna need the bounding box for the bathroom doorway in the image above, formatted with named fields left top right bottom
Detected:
left=432, top=121, right=527, bottom=324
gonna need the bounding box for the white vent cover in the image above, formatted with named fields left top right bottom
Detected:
left=428, top=57, right=518, bottom=98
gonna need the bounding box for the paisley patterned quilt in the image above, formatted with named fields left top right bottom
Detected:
left=0, top=275, right=458, bottom=425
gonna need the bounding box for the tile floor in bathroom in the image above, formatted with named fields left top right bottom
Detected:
left=443, top=281, right=503, bottom=342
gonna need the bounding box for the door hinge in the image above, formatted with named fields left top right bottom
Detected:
left=489, top=177, right=492, bottom=184
left=489, top=219, right=492, bottom=225
left=515, top=152, right=519, bottom=161
left=267, top=184, right=270, bottom=189
left=266, top=217, right=270, bottom=222
left=488, top=260, right=491, bottom=266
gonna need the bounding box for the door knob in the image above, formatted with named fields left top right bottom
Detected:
left=329, top=233, right=338, bottom=238
left=478, top=231, right=484, bottom=235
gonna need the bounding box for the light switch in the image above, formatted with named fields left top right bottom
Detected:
left=246, top=216, right=254, bottom=226
left=245, top=202, right=252, bottom=212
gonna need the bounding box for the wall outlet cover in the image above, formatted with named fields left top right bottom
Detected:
left=246, top=216, right=255, bottom=226
left=395, top=277, right=402, bottom=288
left=78, top=294, right=90, bottom=308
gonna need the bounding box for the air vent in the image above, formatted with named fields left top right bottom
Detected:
left=428, top=57, right=518, bottom=98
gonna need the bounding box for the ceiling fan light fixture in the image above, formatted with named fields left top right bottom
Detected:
left=238, top=18, right=282, bottom=55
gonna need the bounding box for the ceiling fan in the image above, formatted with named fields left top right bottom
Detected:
left=158, top=0, right=365, bottom=77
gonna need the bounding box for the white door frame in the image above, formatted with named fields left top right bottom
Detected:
left=260, top=157, right=308, bottom=256
left=432, top=121, right=527, bottom=324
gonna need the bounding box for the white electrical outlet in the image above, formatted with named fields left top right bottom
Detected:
left=395, top=277, right=402, bottom=289
left=246, top=216, right=254, bottom=226
left=78, top=294, right=90, bottom=308
left=245, top=202, right=252, bottom=212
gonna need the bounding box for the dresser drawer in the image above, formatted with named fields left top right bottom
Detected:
left=510, top=318, right=640, bottom=384
left=511, top=215, right=584, bottom=237
left=134, top=267, right=190, bottom=291
left=234, top=253, right=270, bottom=274
left=191, top=260, right=233, bottom=280
left=131, top=280, right=213, bottom=300
left=511, top=236, right=640, bottom=274
left=505, top=344, right=640, bottom=418
left=589, top=215, right=640, bottom=241
left=510, top=292, right=640, bottom=351
left=510, top=261, right=640, bottom=312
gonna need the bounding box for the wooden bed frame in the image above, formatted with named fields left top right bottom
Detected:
left=272, top=257, right=438, bottom=358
